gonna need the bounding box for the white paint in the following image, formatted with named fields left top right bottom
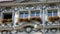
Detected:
left=34, top=25, right=37, bottom=28
left=14, top=13, right=19, bottom=26
left=15, top=8, right=18, bottom=10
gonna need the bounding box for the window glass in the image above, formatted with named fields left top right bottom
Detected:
left=20, top=12, right=28, bottom=18
left=47, top=10, right=58, bottom=16
left=53, top=13, right=57, bottom=16
left=23, top=13, right=25, bottom=18
left=36, top=12, right=40, bottom=16
left=48, top=10, right=52, bottom=16
left=31, top=11, right=40, bottom=17
left=48, top=13, right=52, bottom=16
left=53, top=10, right=57, bottom=16
left=31, top=12, right=35, bottom=17
left=20, top=13, right=24, bottom=18
left=25, top=13, right=28, bottom=18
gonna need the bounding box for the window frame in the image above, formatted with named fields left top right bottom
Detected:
left=31, top=11, right=40, bottom=17
left=47, top=9, right=58, bottom=17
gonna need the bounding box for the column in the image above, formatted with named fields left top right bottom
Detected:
left=13, top=7, right=19, bottom=27
left=14, top=12, right=19, bottom=26
left=28, top=8, right=31, bottom=20
left=42, top=6, right=46, bottom=34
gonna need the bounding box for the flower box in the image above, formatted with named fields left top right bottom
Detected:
left=2, top=19, right=12, bottom=23
left=30, top=16, right=42, bottom=22
left=48, top=16, right=60, bottom=22
left=23, top=18, right=28, bottom=22
left=17, top=18, right=23, bottom=23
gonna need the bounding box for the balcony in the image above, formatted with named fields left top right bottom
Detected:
left=0, top=19, right=13, bottom=27
left=17, top=16, right=42, bottom=22
left=1, top=19, right=12, bottom=23
left=45, top=16, right=60, bottom=26
left=47, top=16, right=60, bottom=22
left=30, top=16, right=42, bottom=22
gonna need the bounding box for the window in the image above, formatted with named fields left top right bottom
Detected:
left=20, top=13, right=24, bottom=18
left=47, top=9, right=58, bottom=16
left=31, top=11, right=40, bottom=17
left=48, top=10, right=52, bottom=16
left=31, top=11, right=35, bottom=17
left=3, top=13, right=12, bottom=19
left=20, top=12, right=28, bottom=18
left=25, top=13, right=28, bottom=18
left=36, top=12, right=40, bottom=16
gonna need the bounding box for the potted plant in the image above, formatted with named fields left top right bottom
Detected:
left=2, top=19, right=7, bottom=23
left=7, top=18, right=12, bottom=22
left=30, top=16, right=36, bottom=20
left=17, top=17, right=23, bottom=23
left=36, top=16, right=42, bottom=22
left=48, top=16, right=60, bottom=22
left=23, top=18, right=28, bottom=22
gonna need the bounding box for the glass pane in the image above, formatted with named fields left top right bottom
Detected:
left=31, top=12, right=35, bottom=17
left=53, top=13, right=57, bottom=16
left=48, top=10, right=52, bottom=16
left=48, top=13, right=52, bottom=16
left=20, top=13, right=23, bottom=18
left=25, top=13, right=28, bottom=18
left=36, top=12, right=40, bottom=16
left=20, top=14, right=23, bottom=18
left=53, top=10, right=57, bottom=16
left=23, top=14, right=25, bottom=18
left=31, top=14, right=35, bottom=16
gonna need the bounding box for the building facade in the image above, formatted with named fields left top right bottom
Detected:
left=0, top=0, right=60, bottom=34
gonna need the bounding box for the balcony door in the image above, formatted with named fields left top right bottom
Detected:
left=3, top=13, right=12, bottom=19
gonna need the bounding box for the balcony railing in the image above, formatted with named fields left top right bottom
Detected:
left=0, top=19, right=12, bottom=27
left=17, top=16, right=42, bottom=23
left=45, top=16, right=60, bottom=26
left=0, top=19, right=12, bottom=23
left=47, top=16, right=60, bottom=22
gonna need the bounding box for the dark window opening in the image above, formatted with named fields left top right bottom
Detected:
left=3, top=13, right=12, bottom=19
